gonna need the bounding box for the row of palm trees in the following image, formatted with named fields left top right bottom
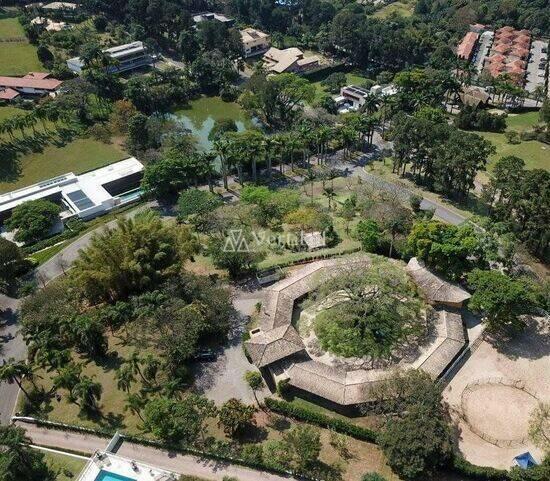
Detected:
left=0, top=102, right=64, bottom=141
left=0, top=357, right=102, bottom=413
left=212, top=112, right=379, bottom=187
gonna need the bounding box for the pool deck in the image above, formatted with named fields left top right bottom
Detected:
left=77, top=451, right=175, bottom=481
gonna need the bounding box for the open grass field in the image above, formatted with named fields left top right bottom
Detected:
left=0, top=137, right=127, bottom=194
left=42, top=451, right=87, bottom=481
left=475, top=111, right=549, bottom=174
left=0, top=16, right=43, bottom=75
left=372, top=0, right=415, bottom=19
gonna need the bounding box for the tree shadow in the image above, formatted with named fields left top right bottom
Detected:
left=485, top=315, right=550, bottom=361
left=235, top=424, right=269, bottom=443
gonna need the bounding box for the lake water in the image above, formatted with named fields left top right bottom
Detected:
left=172, top=96, right=255, bottom=152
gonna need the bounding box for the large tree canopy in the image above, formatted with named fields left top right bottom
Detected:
left=313, top=257, right=426, bottom=359
left=72, top=209, right=198, bottom=302
left=6, top=199, right=61, bottom=244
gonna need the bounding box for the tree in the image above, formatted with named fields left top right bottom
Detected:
left=116, top=364, right=136, bottom=393
left=0, top=238, right=25, bottom=287
left=6, top=199, right=61, bottom=244
left=207, top=234, right=265, bottom=278
left=510, top=456, right=550, bottom=481
left=529, top=402, right=550, bottom=453
left=378, top=403, right=452, bottom=479
left=72, top=210, right=197, bottom=303
left=406, top=220, right=492, bottom=279
left=467, top=269, right=538, bottom=334
left=52, top=362, right=82, bottom=392
left=284, top=425, right=322, bottom=469
left=244, top=370, right=264, bottom=408
left=355, top=219, right=381, bottom=253
left=218, top=398, right=256, bottom=437
left=0, top=358, right=35, bottom=402
left=70, top=376, right=102, bottom=412
left=143, top=395, right=216, bottom=444
left=124, top=393, right=147, bottom=422
left=314, top=260, right=425, bottom=360
left=362, top=474, right=387, bottom=481
left=0, top=425, right=55, bottom=481
left=371, top=370, right=453, bottom=480
left=208, top=118, right=238, bottom=142
left=240, top=72, right=315, bottom=128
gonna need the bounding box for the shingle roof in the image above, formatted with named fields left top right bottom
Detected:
left=406, top=258, right=471, bottom=306
left=246, top=324, right=305, bottom=367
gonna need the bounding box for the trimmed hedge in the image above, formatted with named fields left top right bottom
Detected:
left=264, top=397, right=378, bottom=443
left=258, top=246, right=362, bottom=270
left=452, top=455, right=510, bottom=481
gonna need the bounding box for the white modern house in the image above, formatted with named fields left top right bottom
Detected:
left=241, top=27, right=270, bottom=57
left=67, top=42, right=155, bottom=74
left=0, top=158, right=144, bottom=223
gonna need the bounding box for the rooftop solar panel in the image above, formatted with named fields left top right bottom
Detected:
left=66, top=190, right=95, bottom=210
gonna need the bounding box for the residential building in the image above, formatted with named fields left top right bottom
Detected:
left=0, top=158, right=144, bottom=223
left=457, top=31, right=479, bottom=61
left=484, top=26, right=532, bottom=84
left=31, top=16, right=70, bottom=31
left=338, top=83, right=397, bottom=111
left=192, top=12, right=235, bottom=26
left=241, top=27, right=270, bottom=58
left=41, top=2, right=78, bottom=18
left=262, top=47, right=319, bottom=73
left=0, top=72, right=62, bottom=102
left=67, top=41, right=155, bottom=74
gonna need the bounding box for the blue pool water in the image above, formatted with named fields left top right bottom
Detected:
left=95, top=471, right=137, bottom=481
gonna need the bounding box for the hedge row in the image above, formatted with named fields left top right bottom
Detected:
left=264, top=398, right=378, bottom=443
left=452, top=455, right=510, bottom=481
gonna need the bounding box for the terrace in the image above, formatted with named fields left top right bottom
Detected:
left=77, top=451, right=176, bottom=481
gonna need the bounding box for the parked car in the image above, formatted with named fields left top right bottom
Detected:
left=193, top=349, right=217, bottom=362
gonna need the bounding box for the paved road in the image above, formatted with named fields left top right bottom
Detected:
left=17, top=421, right=298, bottom=481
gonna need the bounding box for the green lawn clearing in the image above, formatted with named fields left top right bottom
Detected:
left=0, top=17, right=43, bottom=75
left=0, top=137, right=128, bottom=194
left=0, top=105, right=24, bottom=122
left=473, top=112, right=549, bottom=173
left=42, top=451, right=86, bottom=481
left=373, top=0, right=415, bottom=18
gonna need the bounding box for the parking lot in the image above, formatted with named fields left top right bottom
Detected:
left=472, top=30, right=494, bottom=73
left=525, top=39, right=548, bottom=93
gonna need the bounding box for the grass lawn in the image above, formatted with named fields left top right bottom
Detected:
left=472, top=111, right=549, bottom=175
left=29, top=241, right=68, bottom=265
left=0, top=105, right=24, bottom=121
left=372, top=0, right=415, bottom=19
left=0, top=137, right=128, bottom=194
left=0, top=17, right=43, bottom=75
left=42, top=451, right=86, bottom=481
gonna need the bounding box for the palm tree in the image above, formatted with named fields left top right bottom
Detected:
left=263, top=135, right=278, bottom=180
left=128, top=351, right=147, bottom=384
left=213, top=137, right=231, bottom=190
left=323, top=186, right=336, bottom=209
left=52, top=362, right=82, bottom=393
left=533, top=85, right=546, bottom=107
left=285, top=132, right=301, bottom=172
left=0, top=359, right=35, bottom=402
left=71, top=376, right=102, bottom=411
left=116, top=364, right=136, bottom=393
left=360, top=94, right=380, bottom=115
left=124, top=393, right=146, bottom=422
left=305, top=169, right=316, bottom=204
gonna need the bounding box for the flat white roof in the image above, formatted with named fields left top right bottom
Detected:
left=0, top=157, right=143, bottom=216
left=77, top=451, right=176, bottom=481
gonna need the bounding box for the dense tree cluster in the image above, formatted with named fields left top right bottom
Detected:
left=483, top=156, right=550, bottom=261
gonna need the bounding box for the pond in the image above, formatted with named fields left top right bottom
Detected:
left=172, top=96, right=256, bottom=152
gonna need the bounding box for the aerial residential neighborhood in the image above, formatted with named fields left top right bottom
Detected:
left=0, top=1, right=549, bottom=481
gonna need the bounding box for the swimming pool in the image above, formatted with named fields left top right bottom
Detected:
left=94, top=471, right=137, bottom=481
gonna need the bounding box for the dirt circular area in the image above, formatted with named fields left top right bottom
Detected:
left=461, top=381, right=539, bottom=445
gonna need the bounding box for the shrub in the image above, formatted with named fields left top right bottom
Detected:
left=452, top=455, right=510, bottom=480
left=264, top=398, right=378, bottom=443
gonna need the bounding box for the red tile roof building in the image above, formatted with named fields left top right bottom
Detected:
left=484, top=26, right=532, bottom=85
left=0, top=72, right=62, bottom=102
left=457, top=31, right=479, bottom=60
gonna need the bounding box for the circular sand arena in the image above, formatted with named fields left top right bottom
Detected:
left=461, top=380, right=539, bottom=447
